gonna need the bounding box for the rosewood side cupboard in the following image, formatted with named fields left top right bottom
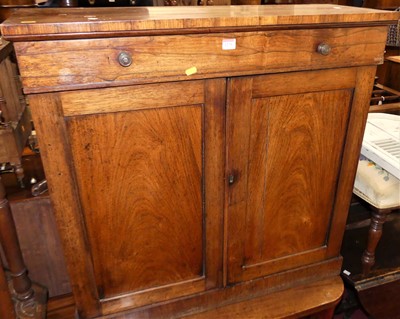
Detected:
left=1, top=5, right=398, bottom=319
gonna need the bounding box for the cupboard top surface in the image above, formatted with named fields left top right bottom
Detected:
left=1, top=5, right=399, bottom=40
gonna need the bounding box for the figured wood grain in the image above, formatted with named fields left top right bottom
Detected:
left=67, top=105, right=204, bottom=298
left=12, top=26, right=388, bottom=93
left=252, top=68, right=357, bottom=98
left=326, top=66, right=378, bottom=258
left=1, top=5, right=398, bottom=40
left=61, top=80, right=205, bottom=116
left=28, top=93, right=101, bottom=319
left=227, top=69, right=353, bottom=284
left=6, top=6, right=393, bottom=318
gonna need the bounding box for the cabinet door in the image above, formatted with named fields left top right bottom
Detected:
left=29, top=79, right=225, bottom=317
left=226, top=68, right=374, bottom=284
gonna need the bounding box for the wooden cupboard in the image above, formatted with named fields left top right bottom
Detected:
left=1, top=5, right=398, bottom=319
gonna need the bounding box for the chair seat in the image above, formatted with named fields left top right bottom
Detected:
left=353, top=159, right=400, bottom=210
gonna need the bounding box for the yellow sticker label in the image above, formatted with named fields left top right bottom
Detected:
left=185, top=66, right=197, bottom=76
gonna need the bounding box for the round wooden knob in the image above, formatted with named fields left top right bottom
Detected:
left=317, top=43, right=331, bottom=56
left=118, top=52, right=132, bottom=67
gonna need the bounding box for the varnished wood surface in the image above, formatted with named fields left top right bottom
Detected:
left=226, top=68, right=353, bottom=284
left=1, top=5, right=399, bottom=40
left=29, top=79, right=226, bottom=316
left=13, top=26, right=388, bottom=93
left=7, top=5, right=390, bottom=318
left=46, top=276, right=343, bottom=319
left=28, top=93, right=101, bottom=319
left=185, top=276, right=343, bottom=319
left=0, top=39, right=13, bottom=62
left=325, top=66, right=377, bottom=258
left=68, top=102, right=204, bottom=298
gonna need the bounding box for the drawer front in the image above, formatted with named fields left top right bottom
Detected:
left=15, top=26, right=387, bottom=93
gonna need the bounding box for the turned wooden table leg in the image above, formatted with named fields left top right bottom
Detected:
left=0, top=176, right=47, bottom=318
left=0, top=257, right=16, bottom=319
left=361, top=208, right=391, bottom=276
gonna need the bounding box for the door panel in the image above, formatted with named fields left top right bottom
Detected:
left=67, top=106, right=203, bottom=297
left=227, top=69, right=354, bottom=284
left=59, top=79, right=224, bottom=310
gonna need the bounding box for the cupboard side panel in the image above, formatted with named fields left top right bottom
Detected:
left=28, top=93, right=100, bottom=319
left=326, top=66, right=378, bottom=257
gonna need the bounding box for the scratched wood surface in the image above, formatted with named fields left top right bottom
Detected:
left=1, top=5, right=399, bottom=39
left=12, top=26, right=388, bottom=93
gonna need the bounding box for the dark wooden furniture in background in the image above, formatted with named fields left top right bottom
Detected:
left=364, top=0, right=400, bottom=10
left=380, top=56, right=400, bottom=92
left=2, top=5, right=398, bottom=319
left=0, top=36, right=48, bottom=319
left=0, top=39, right=31, bottom=187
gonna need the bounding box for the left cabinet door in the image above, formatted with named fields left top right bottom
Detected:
left=28, top=79, right=225, bottom=318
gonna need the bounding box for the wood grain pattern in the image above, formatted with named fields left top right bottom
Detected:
left=28, top=93, right=101, bottom=319
left=13, top=26, right=387, bottom=93
left=185, top=276, right=343, bottom=319
left=55, top=79, right=225, bottom=315
left=0, top=106, right=31, bottom=164
left=0, top=56, right=25, bottom=122
left=1, top=5, right=398, bottom=40
left=47, top=275, right=343, bottom=319
left=61, top=80, right=205, bottom=116
left=227, top=69, right=353, bottom=284
left=204, top=78, right=225, bottom=290
left=100, top=258, right=342, bottom=319
left=9, top=196, right=71, bottom=298
left=67, top=105, right=204, bottom=298
left=7, top=6, right=392, bottom=318
left=326, top=66, right=378, bottom=258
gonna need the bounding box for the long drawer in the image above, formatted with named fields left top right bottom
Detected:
left=15, top=26, right=387, bottom=93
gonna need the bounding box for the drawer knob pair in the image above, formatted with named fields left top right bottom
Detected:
left=118, top=52, right=133, bottom=67
left=317, top=43, right=331, bottom=56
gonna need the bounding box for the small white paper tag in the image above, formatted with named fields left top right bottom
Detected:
left=222, top=39, right=236, bottom=50
left=343, top=269, right=351, bottom=276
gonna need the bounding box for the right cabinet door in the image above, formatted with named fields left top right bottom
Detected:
left=226, top=67, right=373, bottom=284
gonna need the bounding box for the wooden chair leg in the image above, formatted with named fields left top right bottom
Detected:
left=361, top=208, right=391, bottom=276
